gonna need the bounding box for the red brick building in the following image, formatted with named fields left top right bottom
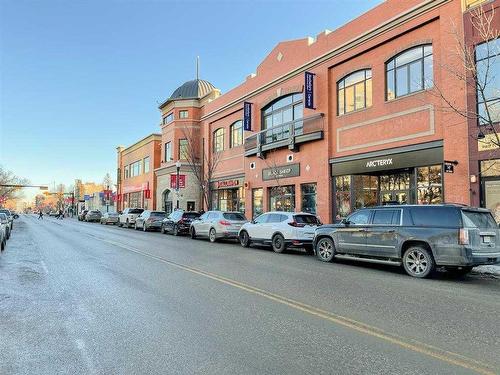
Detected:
left=116, top=134, right=162, bottom=211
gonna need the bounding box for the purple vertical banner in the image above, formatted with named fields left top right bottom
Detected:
left=305, top=71, right=315, bottom=109
left=243, top=102, right=252, bottom=131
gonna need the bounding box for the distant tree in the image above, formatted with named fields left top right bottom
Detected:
left=0, top=165, right=29, bottom=205
left=102, top=173, right=113, bottom=189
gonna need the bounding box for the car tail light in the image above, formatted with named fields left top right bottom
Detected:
left=459, top=228, right=469, bottom=245
left=288, top=221, right=305, bottom=227
left=219, top=220, right=231, bottom=226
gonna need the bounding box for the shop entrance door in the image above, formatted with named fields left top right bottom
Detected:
left=379, top=172, right=411, bottom=205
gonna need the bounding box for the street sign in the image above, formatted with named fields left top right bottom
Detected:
left=444, top=163, right=454, bottom=173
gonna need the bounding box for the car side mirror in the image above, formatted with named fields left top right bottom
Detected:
left=341, top=218, right=350, bottom=226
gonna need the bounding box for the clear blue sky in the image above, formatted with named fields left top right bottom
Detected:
left=0, top=0, right=380, bottom=194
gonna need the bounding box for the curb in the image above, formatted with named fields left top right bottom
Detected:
left=471, top=265, right=500, bottom=277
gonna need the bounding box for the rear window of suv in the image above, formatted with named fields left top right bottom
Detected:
left=223, top=213, right=246, bottom=221
left=462, top=210, right=497, bottom=229
left=150, top=212, right=167, bottom=218
left=183, top=212, right=200, bottom=219
left=129, top=209, right=144, bottom=214
left=294, top=215, right=320, bottom=225
left=410, top=207, right=461, bottom=228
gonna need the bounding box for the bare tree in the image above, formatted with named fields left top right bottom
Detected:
left=102, top=173, right=113, bottom=189
left=179, top=125, right=222, bottom=210
left=0, top=165, right=29, bottom=205
left=432, top=5, right=499, bottom=151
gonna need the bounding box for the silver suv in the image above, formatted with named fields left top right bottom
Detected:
left=313, top=204, right=500, bottom=278
left=190, top=211, right=248, bottom=242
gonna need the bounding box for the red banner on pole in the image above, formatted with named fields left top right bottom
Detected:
left=170, top=175, right=186, bottom=189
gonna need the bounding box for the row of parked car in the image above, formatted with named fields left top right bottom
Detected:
left=77, top=204, right=500, bottom=279
left=0, top=209, right=16, bottom=251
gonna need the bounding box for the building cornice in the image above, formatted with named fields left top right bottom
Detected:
left=120, top=133, right=162, bottom=156
left=201, top=0, right=449, bottom=121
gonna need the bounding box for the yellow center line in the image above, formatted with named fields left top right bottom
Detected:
left=92, top=234, right=496, bottom=375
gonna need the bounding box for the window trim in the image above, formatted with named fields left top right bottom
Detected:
left=213, top=128, right=225, bottom=153
left=163, top=112, right=174, bottom=125
left=337, top=69, right=372, bottom=116
left=385, top=44, right=433, bottom=101
left=229, top=120, right=243, bottom=148
left=178, top=138, right=188, bottom=160
left=164, top=141, right=172, bottom=162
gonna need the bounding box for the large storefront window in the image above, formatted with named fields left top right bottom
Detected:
left=417, top=166, right=442, bottom=204
left=335, top=176, right=351, bottom=220
left=212, top=187, right=245, bottom=213
left=269, top=185, right=295, bottom=212
left=353, top=175, right=378, bottom=209
left=301, top=183, right=317, bottom=214
left=252, top=188, right=263, bottom=219
left=129, top=191, right=142, bottom=208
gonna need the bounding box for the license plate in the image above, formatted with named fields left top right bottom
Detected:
left=483, top=236, right=492, bottom=243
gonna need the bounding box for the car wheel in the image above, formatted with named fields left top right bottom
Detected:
left=316, top=237, right=335, bottom=262
left=190, top=227, right=196, bottom=239
left=209, top=228, right=217, bottom=243
left=403, top=246, right=435, bottom=278
left=272, top=234, right=286, bottom=253
left=161, top=225, right=166, bottom=234
left=143, top=223, right=147, bottom=232
left=173, top=225, right=179, bottom=236
left=1, top=240, right=4, bottom=251
left=239, top=231, right=250, bottom=248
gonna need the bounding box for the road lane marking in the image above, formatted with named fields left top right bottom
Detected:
left=89, top=235, right=496, bottom=375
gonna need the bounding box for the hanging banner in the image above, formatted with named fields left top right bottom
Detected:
left=170, top=175, right=186, bottom=189
left=305, top=71, right=315, bottom=109
left=243, top=102, right=252, bottom=131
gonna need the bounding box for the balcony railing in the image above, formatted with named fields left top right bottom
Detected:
left=244, top=113, right=324, bottom=157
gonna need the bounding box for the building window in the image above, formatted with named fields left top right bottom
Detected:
left=335, top=176, right=351, bottom=220
left=386, top=44, right=433, bottom=100
left=464, top=0, right=489, bottom=9
left=230, top=120, right=243, bottom=148
left=163, top=112, right=174, bottom=125
left=124, top=165, right=129, bottom=179
left=269, top=185, right=295, bottom=212
left=179, top=139, right=189, bottom=160
left=417, top=165, right=443, bottom=204
left=337, top=69, right=372, bottom=115
left=252, top=188, right=263, bottom=219
left=213, top=128, right=224, bottom=152
left=143, top=156, right=150, bottom=173
left=179, top=110, right=188, bottom=119
left=301, top=183, right=317, bottom=214
left=475, top=38, right=500, bottom=125
left=130, top=160, right=141, bottom=177
left=165, top=142, right=172, bottom=162
left=262, top=93, right=303, bottom=141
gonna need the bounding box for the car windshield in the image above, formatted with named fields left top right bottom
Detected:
left=183, top=213, right=200, bottom=219
left=129, top=209, right=144, bottom=214
left=109, top=213, right=119, bottom=217
left=0, top=209, right=11, bottom=215
left=223, top=213, right=246, bottom=221
left=294, top=215, right=320, bottom=224
left=462, top=210, right=497, bottom=229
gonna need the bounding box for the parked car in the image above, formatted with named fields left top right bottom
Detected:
left=161, top=210, right=200, bottom=236
left=118, top=208, right=144, bottom=228
left=85, top=210, right=102, bottom=222
left=0, top=209, right=13, bottom=231
left=313, top=204, right=500, bottom=278
left=0, top=213, right=9, bottom=250
left=135, top=210, right=167, bottom=231
left=190, top=211, right=248, bottom=242
left=100, top=212, right=119, bottom=225
left=238, top=212, right=320, bottom=253
left=78, top=210, right=89, bottom=221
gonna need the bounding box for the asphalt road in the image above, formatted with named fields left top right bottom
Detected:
left=1, top=215, right=499, bottom=375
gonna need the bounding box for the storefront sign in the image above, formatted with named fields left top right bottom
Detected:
left=444, top=163, right=454, bottom=173
left=262, top=163, right=300, bottom=181
left=331, top=146, right=443, bottom=176
left=170, top=174, right=186, bottom=189
left=305, top=72, right=315, bottom=109
left=122, top=185, right=143, bottom=194
left=217, top=180, right=240, bottom=189
left=243, top=102, right=252, bottom=131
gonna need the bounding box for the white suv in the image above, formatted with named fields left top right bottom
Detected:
left=238, top=212, right=321, bottom=253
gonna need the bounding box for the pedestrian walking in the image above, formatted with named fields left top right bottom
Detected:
left=58, top=209, right=64, bottom=220
left=38, top=210, right=43, bottom=220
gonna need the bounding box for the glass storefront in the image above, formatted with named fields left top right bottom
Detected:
left=481, top=160, right=500, bottom=223
left=301, top=183, right=317, bottom=214
left=212, top=187, right=245, bottom=213
left=334, top=165, right=443, bottom=219
left=269, top=185, right=295, bottom=212
left=252, top=188, right=263, bottom=218
left=128, top=191, right=142, bottom=208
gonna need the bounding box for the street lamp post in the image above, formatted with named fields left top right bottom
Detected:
left=175, top=160, right=181, bottom=209
left=106, top=184, right=109, bottom=213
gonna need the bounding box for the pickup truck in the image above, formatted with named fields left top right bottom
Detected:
left=118, top=208, right=144, bottom=228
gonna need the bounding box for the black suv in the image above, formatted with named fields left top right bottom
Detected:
left=161, top=210, right=201, bottom=236
left=313, top=204, right=500, bottom=278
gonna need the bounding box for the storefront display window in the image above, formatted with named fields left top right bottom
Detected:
left=129, top=191, right=142, bottom=208
left=335, top=176, right=351, bottom=220
left=353, top=175, right=378, bottom=209
left=269, top=185, right=295, bottom=212
left=212, top=186, right=245, bottom=213
left=252, top=188, right=263, bottom=219
left=301, top=183, right=317, bottom=214
left=417, top=165, right=443, bottom=204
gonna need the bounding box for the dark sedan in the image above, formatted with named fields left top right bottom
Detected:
left=161, top=210, right=200, bottom=236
